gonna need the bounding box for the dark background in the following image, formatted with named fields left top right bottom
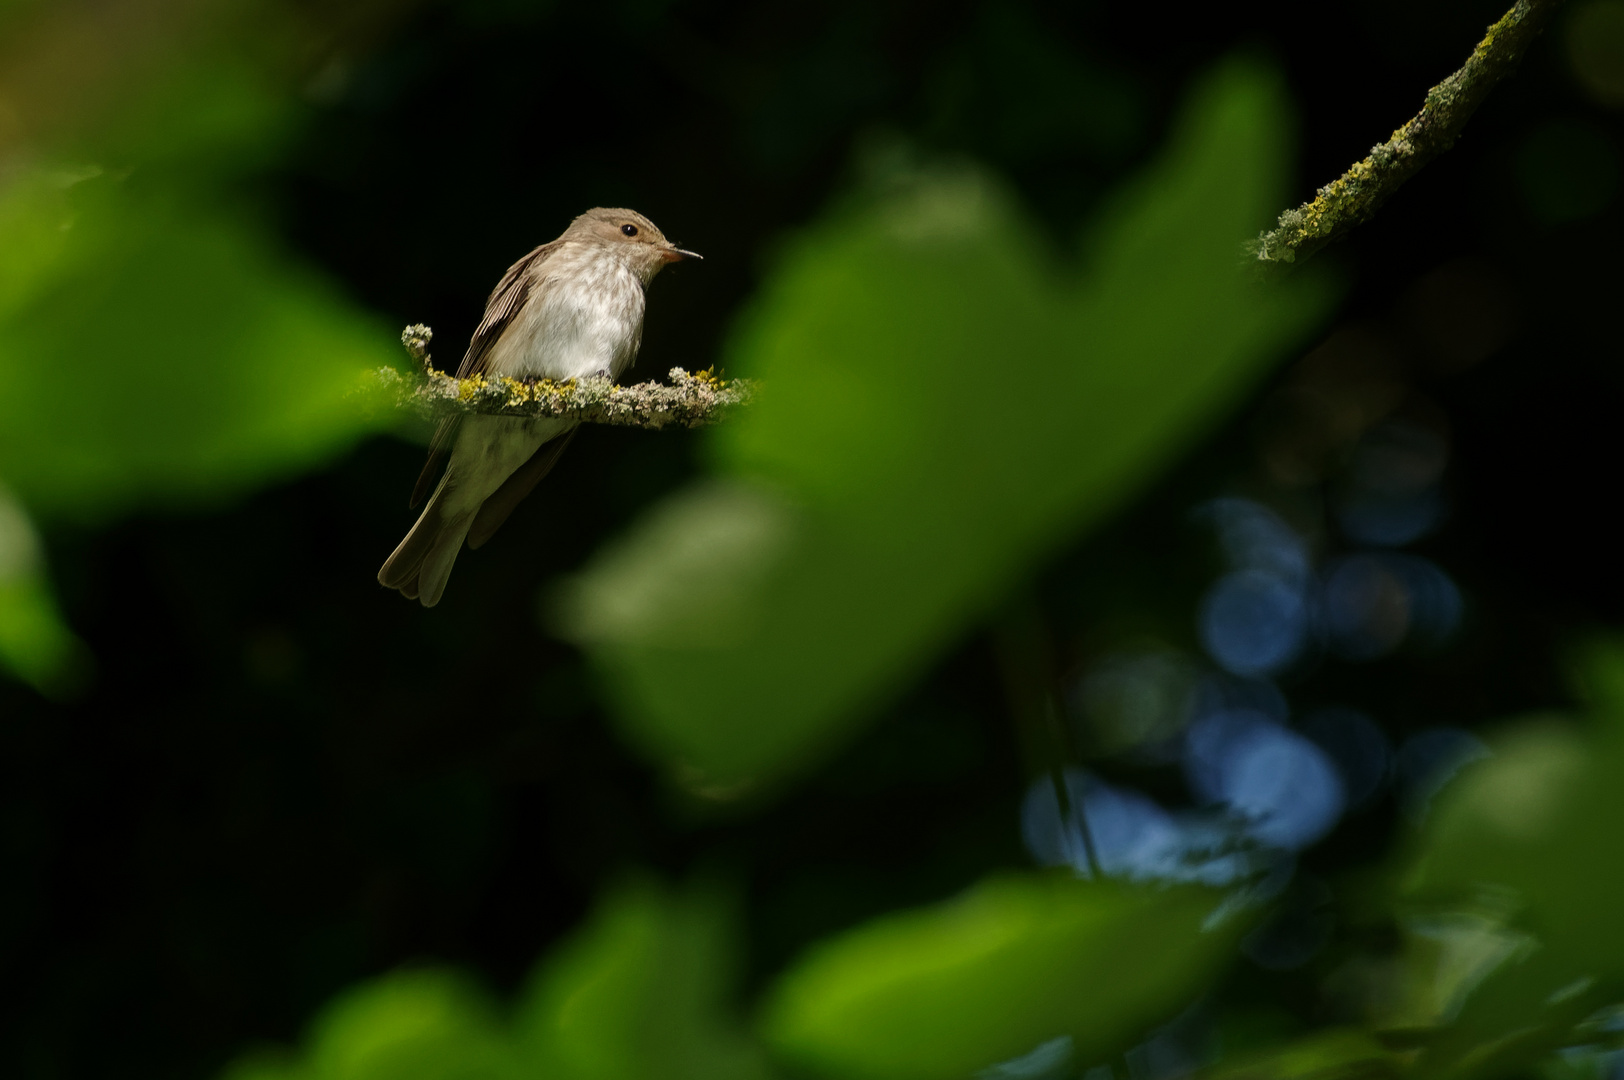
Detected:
left=3, top=0, right=1620, bottom=1076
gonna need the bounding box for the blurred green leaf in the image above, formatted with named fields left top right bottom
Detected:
left=515, top=879, right=772, bottom=1080
left=760, top=875, right=1240, bottom=1080
left=1202, top=1029, right=1397, bottom=1080
left=0, top=576, right=87, bottom=695
left=297, top=968, right=519, bottom=1080
left=1403, top=945, right=1609, bottom=1080
left=0, top=169, right=393, bottom=522
left=1405, top=720, right=1624, bottom=976
left=0, top=14, right=396, bottom=688
left=557, top=58, right=1334, bottom=790
left=90, top=56, right=301, bottom=180
left=1397, top=642, right=1624, bottom=1077
left=215, top=883, right=770, bottom=1080
left=0, top=484, right=87, bottom=693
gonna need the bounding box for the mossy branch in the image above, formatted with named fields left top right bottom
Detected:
left=1247, top=0, right=1567, bottom=277
left=382, top=324, right=757, bottom=429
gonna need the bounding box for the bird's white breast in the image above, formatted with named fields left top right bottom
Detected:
left=485, top=243, right=647, bottom=382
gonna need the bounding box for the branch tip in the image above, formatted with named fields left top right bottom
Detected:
left=1248, top=0, right=1567, bottom=278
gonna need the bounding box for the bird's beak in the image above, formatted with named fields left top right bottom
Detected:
left=660, top=244, right=702, bottom=263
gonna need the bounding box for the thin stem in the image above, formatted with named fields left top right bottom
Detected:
left=993, top=601, right=1105, bottom=881
left=1049, top=739, right=1105, bottom=881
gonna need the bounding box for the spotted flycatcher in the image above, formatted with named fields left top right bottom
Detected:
left=378, top=207, right=699, bottom=607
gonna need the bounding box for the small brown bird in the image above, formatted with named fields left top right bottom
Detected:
left=378, top=208, right=699, bottom=607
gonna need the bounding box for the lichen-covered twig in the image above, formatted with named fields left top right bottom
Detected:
left=382, top=324, right=757, bottom=429
left=1247, top=0, right=1566, bottom=276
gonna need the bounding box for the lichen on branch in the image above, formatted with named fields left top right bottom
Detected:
left=381, top=324, right=757, bottom=429
left=1247, top=0, right=1567, bottom=276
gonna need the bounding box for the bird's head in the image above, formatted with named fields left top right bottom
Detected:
left=567, top=207, right=701, bottom=285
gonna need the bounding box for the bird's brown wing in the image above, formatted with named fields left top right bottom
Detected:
left=409, top=239, right=563, bottom=507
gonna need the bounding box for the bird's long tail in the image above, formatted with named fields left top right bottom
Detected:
left=377, top=477, right=475, bottom=608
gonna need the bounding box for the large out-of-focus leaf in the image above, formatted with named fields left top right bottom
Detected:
left=0, top=28, right=394, bottom=525
left=556, top=59, right=1333, bottom=790
left=302, top=968, right=519, bottom=1080
left=1406, top=723, right=1609, bottom=964
left=1405, top=716, right=1624, bottom=978
left=0, top=169, right=392, bottom=522
left=0, top=45, right=394, bottom=686
left=1398, top=641, right=1624, bottom=1077
left=760, top=875, right=1240, bottom=1080
left=514, top=880, right=771, bottom=1080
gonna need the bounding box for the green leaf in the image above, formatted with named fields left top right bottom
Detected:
left=0, top=30, right=396, bottom=687
left=760, top=875, right=1241, bottom=1080
left=514, top=879, right=772, bottom=1080
left=303, top=968, right=519, bottom=1080
left=556, top=58, right=1334, bottom=790
left=0, top=169, right=394, bottom=522
left=213, top=883, right=770, bottom=1080
left=1396, top=642, right=1624, bottom=1077
left=1203, top=1029, right=1397, bottom=1080
left=0, top=576, right=87, bottom=695
left=0, top=486, right=88, bottom=694
left=1405, top=719, right=1624, bottom=978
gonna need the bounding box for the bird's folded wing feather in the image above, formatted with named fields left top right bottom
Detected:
left=466, top=425, right=579, bottom=549
left=410, top=239, right=563, bottom=507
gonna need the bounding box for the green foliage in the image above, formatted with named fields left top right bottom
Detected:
left=1041, top=639, right=1624, bottom=1080
left=1201, top=1029, right=1397, bottom=1080
left=0, top=571, right=85, bottom=691
left=221, top=968, right=517, bottom=1080
left=0, top=575, right=86, bottom=694
left=218, top=876, right=1250, bottom=1080
left=515, top=879, right=770, bottom=1080
left=305, top=969, right=517, bottom=1080
left=1388, top=642, right=1624, bottom=1078
left=555, top=60, right=1334, bottom=791
left=760, top=876, right=1242, bottom=1080
left=0, top=484, right=87, bottom=693
left=228, top=644, right=1624, bottom=1080
left=217, top=881, right=769, bottom=1080
left=0, top=20, right=397, bottom=687
left=185, top=33, right=1624, bottom=1080
left=0, top=165, right=393, bottom=524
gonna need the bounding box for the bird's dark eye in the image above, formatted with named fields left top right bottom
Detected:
left=621, top=224, right=638, bottom=237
